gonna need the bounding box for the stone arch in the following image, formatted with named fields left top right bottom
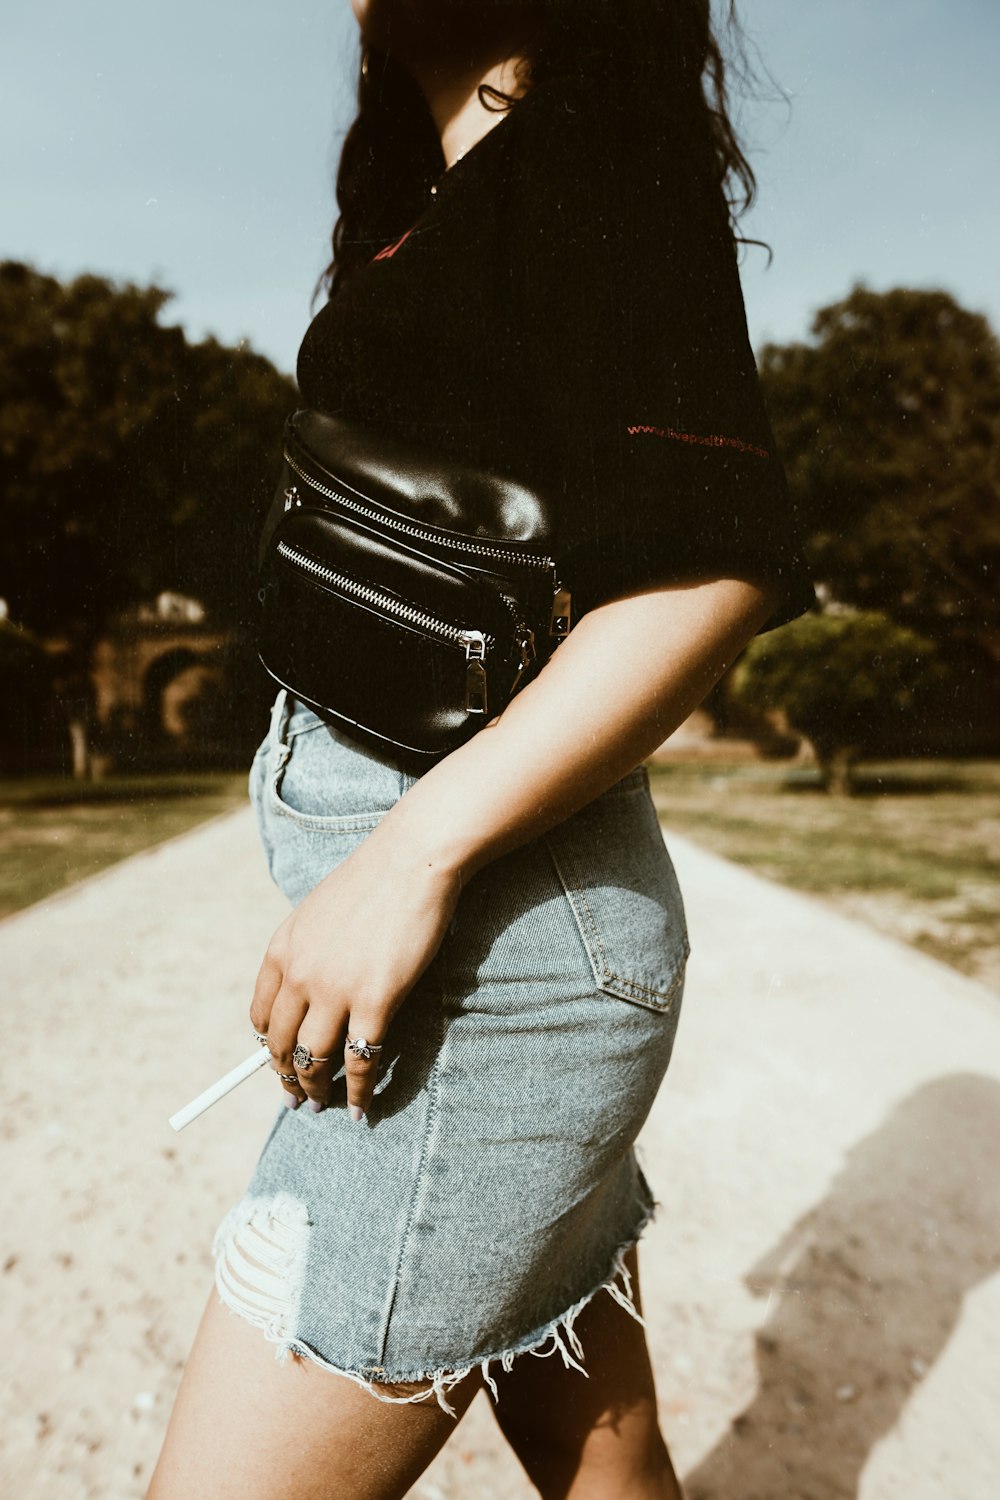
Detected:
left=142, top=646, right=224, bottom=746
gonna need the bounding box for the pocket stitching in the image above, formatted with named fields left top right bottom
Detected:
left=268, top=786, right=386, bottom=833
left=284, top=716, right=327, bottom=741
left=572, top=872, right=686, bottom=1009
left=543, top=833, right=688, bottom=1013
left=267, top=745, right=388, bottom=833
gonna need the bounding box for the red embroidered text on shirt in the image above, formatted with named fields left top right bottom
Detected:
left=626, top=423, right=770, bottom=460
left=370, top=228, right=415, bottom=263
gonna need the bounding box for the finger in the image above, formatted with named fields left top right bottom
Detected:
left=292, top=1024, right=345, bottom=1114
left=248, top=944, right=303, bottom=1107
left=343, top=1024, right=386, bottom=1122
left=265, top=985, right=309, bottom=1108
left=248, top=937, right=285, bottom=1038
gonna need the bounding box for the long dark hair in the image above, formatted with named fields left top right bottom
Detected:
left=314, top=1, right=775, bottom=307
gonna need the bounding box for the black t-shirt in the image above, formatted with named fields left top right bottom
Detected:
left=297, top=73, right=816, bottom=630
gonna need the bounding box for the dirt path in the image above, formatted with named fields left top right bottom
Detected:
left=2, top=807, right=997, bottom=1499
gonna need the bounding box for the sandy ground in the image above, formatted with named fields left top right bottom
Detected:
left=2, top=805, right=999, bottom=1500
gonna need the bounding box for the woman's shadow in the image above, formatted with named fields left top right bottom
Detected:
left=683, top=1074, right=1000, bottom=1500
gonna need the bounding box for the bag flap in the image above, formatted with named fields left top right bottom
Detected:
left=287, top=408, right=556, bottom=548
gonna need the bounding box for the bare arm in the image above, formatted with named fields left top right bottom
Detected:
left=250, top=574, right=780, bottom=1116
left=382, top=573, right=779, bottom=879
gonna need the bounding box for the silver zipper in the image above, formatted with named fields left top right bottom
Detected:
left=463, top=634, right=488, bottom=714
left=284, top=447, right=555, bottom=575
left=548, top=585, right=572, bottom=640
left=277, top=540, right=495, bottom=714
left=286, top=453, right=573, bottom=639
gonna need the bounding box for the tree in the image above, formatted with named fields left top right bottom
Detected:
left=0, top=612, right=64, bottom=774
left=0, top=261, right=297, bottom=772
left=729, top=610, right=946, bottom=795
left=758, top=284, right=1000, bottom=663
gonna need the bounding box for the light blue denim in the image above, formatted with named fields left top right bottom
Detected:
left=213, top=687, right=690, bottom=1413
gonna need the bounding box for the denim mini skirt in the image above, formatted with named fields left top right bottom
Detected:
left=212, top=687, right=690, bottom=1413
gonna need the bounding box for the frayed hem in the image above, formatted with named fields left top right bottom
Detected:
left=212, top=1189, right=658, bottom=1419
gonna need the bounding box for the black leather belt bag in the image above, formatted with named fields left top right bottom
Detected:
left=255, top=409, right=573, bottom=765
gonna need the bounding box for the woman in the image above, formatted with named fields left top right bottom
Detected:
left=149, top=2, right=814, bottom=1497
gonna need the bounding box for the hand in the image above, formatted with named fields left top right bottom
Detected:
left=249, top=821, right=461, bottom=1120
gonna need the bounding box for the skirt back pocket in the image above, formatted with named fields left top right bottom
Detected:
left=542, top=767, right=689, bottom=1013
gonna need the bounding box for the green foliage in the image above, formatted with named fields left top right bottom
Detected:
left=646, top=759, right=1000, bottom=982
left=730, top=610, right=946, bottom=791
left=0, top=260, right=297, bottom=645
left=758, top=283, right=1000, bottom=660
left=0, top=772, right=249, bottom=918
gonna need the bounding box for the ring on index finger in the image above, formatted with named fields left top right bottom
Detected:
left=346, top=1035, right=383, bottom=1061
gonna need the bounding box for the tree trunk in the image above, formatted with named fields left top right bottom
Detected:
left=67, top=715, right=91, bottom=780
left=818, top=743, right=858, bottom=796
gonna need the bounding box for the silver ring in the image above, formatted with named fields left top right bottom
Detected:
left=292, top=1043, right=331, bottom=1071
left=251, top=1027, right=269, bottom=1048
left=276, top=1071, right=298, bottom=1085
left=346, top=1035, right=383, bottom=1061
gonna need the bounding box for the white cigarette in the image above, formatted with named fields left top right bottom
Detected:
left=169, top=1047, right=272, bottom=1132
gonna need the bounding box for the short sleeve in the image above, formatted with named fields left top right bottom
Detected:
left=506, top=76, right=816, bottom=632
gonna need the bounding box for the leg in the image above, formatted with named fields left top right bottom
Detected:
left=146, top=1286, right=482, bottom=1500
left=489, top=1247, right=684, bottom=1500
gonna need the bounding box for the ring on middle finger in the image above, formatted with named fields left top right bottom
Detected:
left=276, top=1070, right=298, bottom=1085
left=292, top=1043, right=330, bottom=1072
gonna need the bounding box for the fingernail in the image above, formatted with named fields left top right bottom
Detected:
left=283, top=1092, right=300, bottom=1109
left=349, top=1105, right=365, bottom=1123
left=308, top=1098, right=326, bottom=1113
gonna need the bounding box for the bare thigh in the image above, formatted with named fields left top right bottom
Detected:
left=489, top=1247, right=683, bottom=1500
left=145, top=1288, right=482, bottom=1500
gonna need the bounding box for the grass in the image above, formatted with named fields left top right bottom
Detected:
left=646, top=758, right=1000, bottom=992
left=0, top=771, right=250, bottom=920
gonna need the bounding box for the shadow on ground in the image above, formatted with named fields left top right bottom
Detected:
left=684, top=1073, right=1000, bottom=1500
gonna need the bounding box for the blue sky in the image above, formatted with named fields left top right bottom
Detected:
left=3, top=0, right=997, bottom=379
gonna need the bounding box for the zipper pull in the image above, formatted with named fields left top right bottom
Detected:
left=462, top=633, right=489, bottom=715
left=548, top=585, right=572, bottom=640
left=283, top=485, right=301, bottom=512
